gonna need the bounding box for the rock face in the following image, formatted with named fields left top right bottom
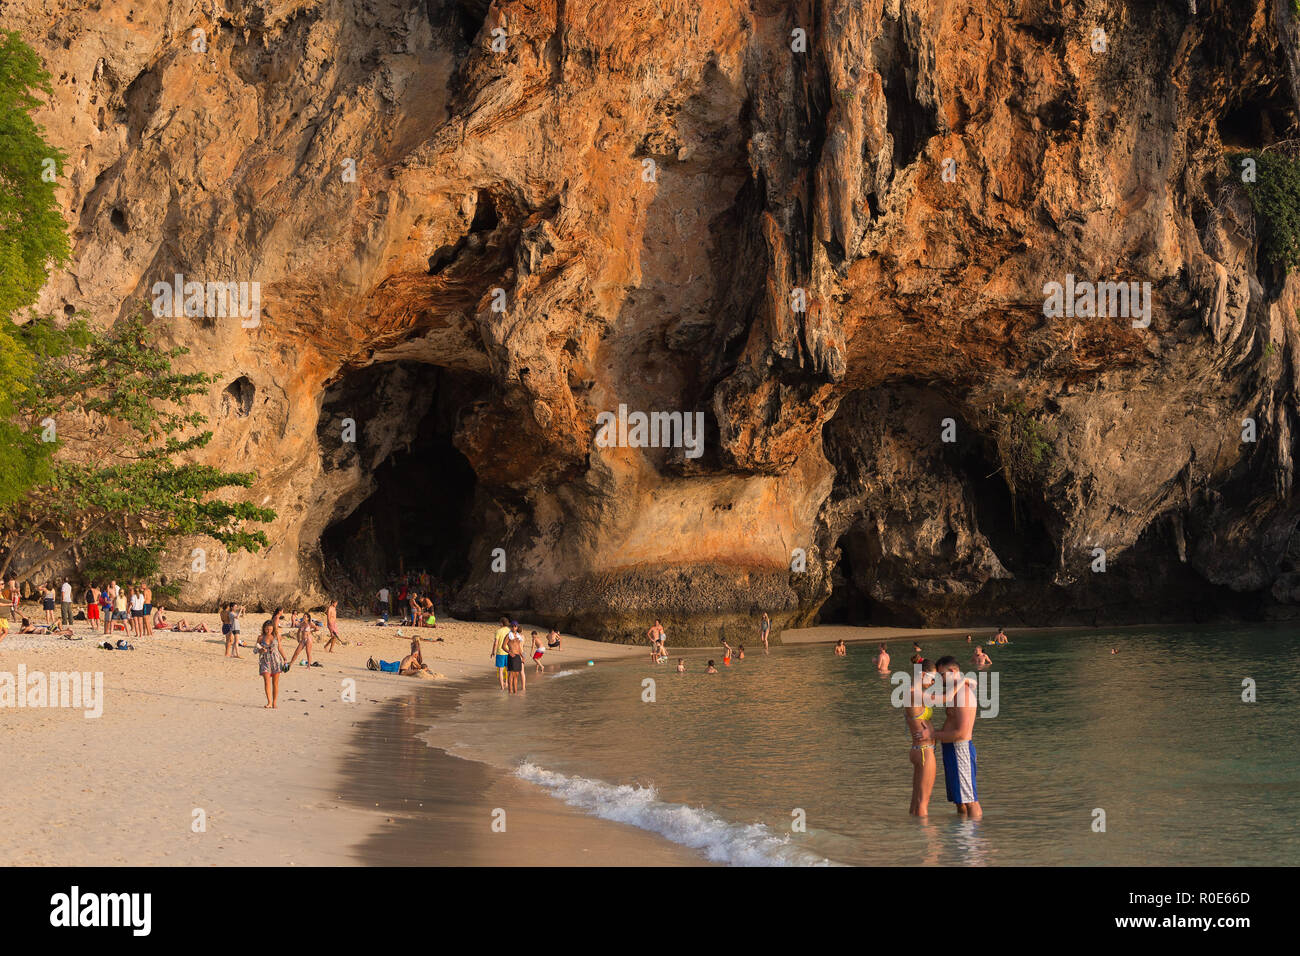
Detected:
left=8, top=0, right=1300, bottom=642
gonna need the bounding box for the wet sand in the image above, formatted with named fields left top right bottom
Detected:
left=337, top=684, right=706, bottom=865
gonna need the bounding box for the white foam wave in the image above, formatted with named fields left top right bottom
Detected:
left=515, top=762, right=833, bottom=866
left=547, top=669, right=581, bottom=678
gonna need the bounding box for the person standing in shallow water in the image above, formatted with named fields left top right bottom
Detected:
left=759, top=612, right=771, bottom=653
left=931, top=655, right=982, bottom=820
left=489, top=616, right=510, bottom=690
left=905, top=660, right=938, bottom=816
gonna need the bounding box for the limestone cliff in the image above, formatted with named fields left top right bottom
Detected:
left=7, top=0, right=1300, bottom=642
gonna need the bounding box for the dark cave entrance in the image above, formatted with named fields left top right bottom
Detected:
left=317, top=362, right=483, bottom=602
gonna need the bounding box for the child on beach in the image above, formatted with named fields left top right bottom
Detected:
left=676, top=658, right=685, bottom=673
left=547, top=628, right=562, bottom=649
left=721, top=640, right=732, bottom=666
left=530, top=630, right=546, bottom=673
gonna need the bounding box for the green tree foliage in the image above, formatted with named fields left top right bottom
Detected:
left=1238, top=150, right=1300, bottom=273
left=0, top=30, right=70, bottom=508
left=0, top=308, right=277, bottom=582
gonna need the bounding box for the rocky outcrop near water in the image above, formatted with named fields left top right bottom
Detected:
left=9, top=0, right=1300, bottom=642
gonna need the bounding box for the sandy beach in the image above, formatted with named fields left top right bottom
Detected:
left=0, top=609, right=701, bottom=866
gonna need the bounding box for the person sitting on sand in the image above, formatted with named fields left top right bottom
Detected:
left=152, top=606, right=169, bottom=630
left=399, top=633, right=429, bottom=676
left=19, top=617, right=40, bottom=634
left=547, top=628, right=562, bottom=649
left=834, top=640, right=847, bottom=657
left=706, top=660, right=718, bottom=674
left=874, top=642, right=889, bottom=671
left=676, top=658, right=685, bottom=673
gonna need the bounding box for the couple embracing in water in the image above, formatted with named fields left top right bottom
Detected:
left=904, top=656, right=981, bottom=819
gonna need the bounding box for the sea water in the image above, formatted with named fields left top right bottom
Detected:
left=426, top=624, right=1300, bottom=866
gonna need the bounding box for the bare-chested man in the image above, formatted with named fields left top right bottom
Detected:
left=931, top=656, right=982, bottom=820
left=323, top=600, right=343, bottom=652
left=874, top=642, right=890, bottom=672
left=506, top=624, right=526, bottom=693
left=647, top=619, right=666, bottom=659
left=972, top=645, right=991, bottom=669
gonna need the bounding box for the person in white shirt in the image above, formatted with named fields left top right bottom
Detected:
left=60, top=579, right=74, bottom=627
left=377, top=587, right=391, bottom=618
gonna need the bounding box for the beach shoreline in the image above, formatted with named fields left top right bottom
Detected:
left=0, top=609, right=700, bottom=866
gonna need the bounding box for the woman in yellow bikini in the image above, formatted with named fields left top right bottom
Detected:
left=905, top=659, right=938, bottom=817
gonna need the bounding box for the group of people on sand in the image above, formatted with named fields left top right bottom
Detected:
left=1, top=578, right=176, bottom=640
left=489, top=617, right=562, bottom=693
left=375, top=579, right=441, bottom=628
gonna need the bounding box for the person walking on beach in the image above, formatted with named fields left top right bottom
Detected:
left=759, top=612, right=771, bottom=653
left=874, top=642, right=890, bottom=672
left=228, top=603, right=245, bottom=658
left=530, top=630, right=546, bottom=673
left=490, top=616, right=511, bottom=690
left=323, top=600, right=343, bottom=652
left=905, top=659, right=938, bottom=816
left=286, top=611, right=320, bottom=668
left=931, top=656, right=982, bottom=820
left=257, top=610, right=288, bottom=708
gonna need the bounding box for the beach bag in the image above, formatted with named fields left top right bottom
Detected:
left=379, top=660, right=400, bottom=673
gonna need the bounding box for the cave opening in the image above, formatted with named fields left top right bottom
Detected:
left=317, top=361, right=482, bottom=602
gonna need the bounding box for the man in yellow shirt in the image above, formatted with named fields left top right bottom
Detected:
left=488, top=616, right=511, bottom=690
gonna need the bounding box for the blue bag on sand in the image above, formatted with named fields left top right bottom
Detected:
left=379, top=660, right=400, bottom=673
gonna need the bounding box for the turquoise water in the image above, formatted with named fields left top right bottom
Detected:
left=428, top=625, right=1300, bottom=865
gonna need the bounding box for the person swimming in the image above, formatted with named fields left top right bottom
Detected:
left=706, top=660, right=718, bottom=673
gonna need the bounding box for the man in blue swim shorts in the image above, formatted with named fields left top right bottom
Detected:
left=489, top=616, right=511, bottom=690
left=931, top=656, right=982, bottom=820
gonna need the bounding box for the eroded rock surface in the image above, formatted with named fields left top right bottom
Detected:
left=8, top=0, right=1300, bottom=641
